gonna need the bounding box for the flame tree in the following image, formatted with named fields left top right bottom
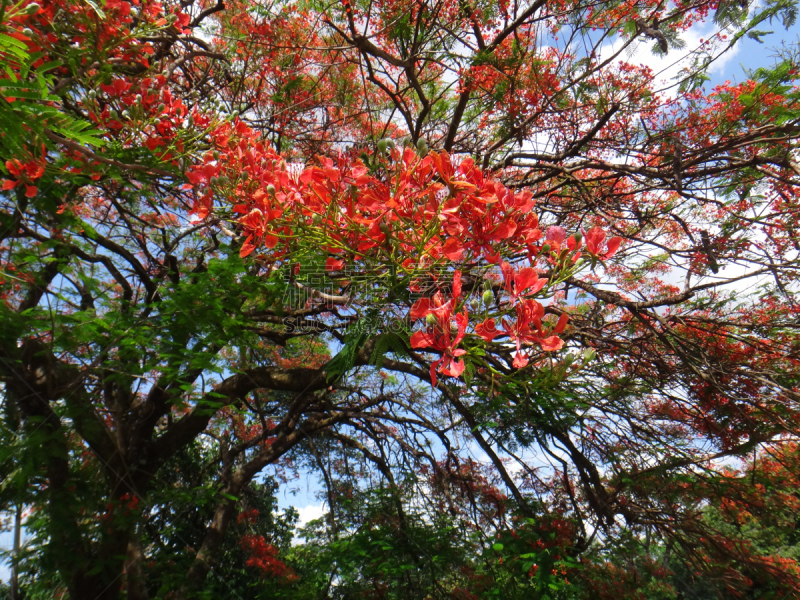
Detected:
left=1, top=0, right=800, bottom=597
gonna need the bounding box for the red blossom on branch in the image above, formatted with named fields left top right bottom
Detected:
left=239, top=534, right=297, bottom=581
left=3, top=155, right=45, bottom=198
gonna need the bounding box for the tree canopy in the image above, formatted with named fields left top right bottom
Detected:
left=1, top=0, right=800, bottom=597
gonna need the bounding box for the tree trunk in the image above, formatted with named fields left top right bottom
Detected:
left=10, top=503, right=21, bottom=600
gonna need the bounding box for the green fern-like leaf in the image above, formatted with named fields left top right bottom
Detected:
left=324, top=330, right=368, bottom=382
left=368, top=332, right=410, bottom=368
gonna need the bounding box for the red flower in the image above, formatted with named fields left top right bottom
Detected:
left=545, top=226, right=566, bottom=248
left=583, top=226, right=622, bottom=260
left=325, top=256, right=345, bottom=271
left=3, top=156, right=45, bottom=198
left=475, top=318, right=499, bottom=341
left=500, top=261, right=548, bottom=302
left=502, top=300, right=568, bottom=367
left=410, top=271, right=468, bottom=385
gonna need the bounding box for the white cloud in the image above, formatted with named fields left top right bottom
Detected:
left=295, top=503, right=326, bottom=527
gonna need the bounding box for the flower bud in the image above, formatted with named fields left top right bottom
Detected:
left=425, top=313, right=437, bottom=327
left=482, top=289, right=494, bottom=305
left=541, top=243, right=551, bottom=254
left=573, top=232, right=582, bottom=244
left=379, top=222, right=391, bottom=237
left=377, top=139, right=388, bottom=154
left=26, top=3, right=41, bottom=14
left=266, top=184, right=276, bottom=196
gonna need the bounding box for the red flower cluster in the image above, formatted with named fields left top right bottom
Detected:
left=184, top=122, right=627, bottom=385
left=239, top=534, right=297, bottom=582
left=188, top=131, right=547, bottom=267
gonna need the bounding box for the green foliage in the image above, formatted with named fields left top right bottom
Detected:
left=135, top=442, right=298, bottom=598
left=0, top=8, right=104, bottom=158
left=368, top=330, right=410, bottom=368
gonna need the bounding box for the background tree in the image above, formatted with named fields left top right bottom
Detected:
left=2, top=0, right=800, bottom=598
